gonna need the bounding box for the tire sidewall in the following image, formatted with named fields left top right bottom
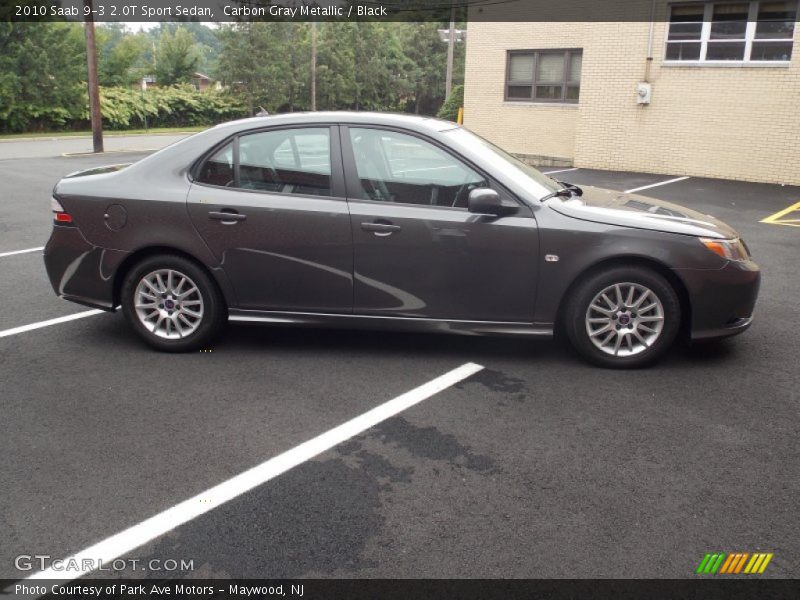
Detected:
left=566, top=266, right=681, bottom=368
left=121, top=255, right=224, bottom=352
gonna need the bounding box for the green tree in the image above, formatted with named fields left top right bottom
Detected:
left=399, top=22, right=466, bottom=115
left=0, top=22, right=86, bottom=132
left=315, top=23, right=356, bottom=109
left=216, top=22, right=310, bottom=114
left=98, top=25, right=149, bottom=86
left=152, top=22, right=220, bottom=76
left=315, top=23, right=413, bottom=111
left=154, top=27, right=200, bottom=85
left=352, top=23, right=414, bottom=111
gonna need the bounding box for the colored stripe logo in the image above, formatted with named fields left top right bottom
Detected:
left=696, top=552, right=773, bottom=574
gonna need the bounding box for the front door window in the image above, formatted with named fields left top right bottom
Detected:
left=348, top=128, right=487, bottom=208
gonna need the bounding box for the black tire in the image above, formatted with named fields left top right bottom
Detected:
left=564, top=265, right=681, bottom=368
left=121, top=254, right=226, bottom=352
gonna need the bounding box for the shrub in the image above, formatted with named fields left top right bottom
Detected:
left=0, top=84, right=247, bottom=132
left=436, top=84, right=464, bottom=123
left=97, top=85, right=247, bottom=130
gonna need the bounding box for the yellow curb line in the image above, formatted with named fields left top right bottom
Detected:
left=760, top=200, right=800, bottom=227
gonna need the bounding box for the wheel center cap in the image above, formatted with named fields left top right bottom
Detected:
left=164, top=299, right=175, bottom=310
left=618, top=313, right=631, bottom=325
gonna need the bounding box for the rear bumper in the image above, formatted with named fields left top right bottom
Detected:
left=674, top=259, right=761, bottom=341
left=43, top=225, right=127, bottom=311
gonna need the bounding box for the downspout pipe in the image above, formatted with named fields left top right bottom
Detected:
left=645, top=0, right=657, bottom=82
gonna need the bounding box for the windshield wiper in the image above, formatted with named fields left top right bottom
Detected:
left=541, top=181, right=583, bottom=202
left=540, top=187, right=574, bottom=202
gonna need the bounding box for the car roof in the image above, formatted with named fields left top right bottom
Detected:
left=57, top=112, right=463, bottom=197
left=212, top=111, right=459, bottom=135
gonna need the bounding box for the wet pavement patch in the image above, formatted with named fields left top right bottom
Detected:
left=371, top=417, right=499, bottom=475
left=455, top=368, right=528, bottom=402
left=126, top=459, right=384, bottom=578
left=338, top=440, right=414, bottom=491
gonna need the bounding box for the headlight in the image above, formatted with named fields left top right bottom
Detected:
left=699, top=237, right=749, bottom=262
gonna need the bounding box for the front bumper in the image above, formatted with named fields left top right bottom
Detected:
left=674, top=259, right=761, bottom=341
left=43, top=225, right=128, bottom=311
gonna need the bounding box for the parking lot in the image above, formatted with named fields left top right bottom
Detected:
left=1, top=144, right=798, bottom=582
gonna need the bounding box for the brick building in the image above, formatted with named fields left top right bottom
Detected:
left=463, top=1, right=799, bottom=185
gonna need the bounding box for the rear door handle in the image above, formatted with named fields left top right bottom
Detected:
left=361, top=222, right=401, bottom=236
left=209, top=210, right=246, bottom=224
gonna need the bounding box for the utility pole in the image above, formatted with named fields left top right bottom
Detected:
left=445, top=7, right=455, bottom=99
left=438, top=10, right=466, bottom=100
left=83, top=0, right=103, bottom=153
left=310, top=22, right=317, bottom=111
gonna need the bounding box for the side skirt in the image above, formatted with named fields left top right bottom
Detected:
left=228, top=309, right=554, bottom=338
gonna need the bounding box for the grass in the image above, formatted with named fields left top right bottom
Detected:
left=0, top=125, right=207, bottom=140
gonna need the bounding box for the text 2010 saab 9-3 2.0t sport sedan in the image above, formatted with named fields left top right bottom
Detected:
left=44, top=113, right=760, bottom=368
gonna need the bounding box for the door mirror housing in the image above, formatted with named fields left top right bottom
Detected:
left=468, top=188, right=517, bottom=217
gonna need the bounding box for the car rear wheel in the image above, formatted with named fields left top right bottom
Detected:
left=121, top=255, right=226, bottom=352
left=565, top=266, right=681, bottom=368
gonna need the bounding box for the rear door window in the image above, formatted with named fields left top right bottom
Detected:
left=239, top=128, right=331, bottom=197
left=195, top=128, right=332, bottom=197
left=196, top=143, right=234, bottom=187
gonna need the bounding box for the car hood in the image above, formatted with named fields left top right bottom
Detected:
left=546, top=185, right=738, bottom=239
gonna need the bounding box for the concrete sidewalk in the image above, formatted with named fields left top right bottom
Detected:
left=0, top=133, right=193, bottom=160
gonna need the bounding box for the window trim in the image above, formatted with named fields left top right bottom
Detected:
left=190, top=124, right=347, bottom=200
left=664, top=1, right=796, bottom=65
left=339, top=124, right=522, bottom=212
left=504, top=48, right=583, bottom=104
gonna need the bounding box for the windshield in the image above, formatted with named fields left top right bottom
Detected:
left=444, top=127, right=562, bottom=200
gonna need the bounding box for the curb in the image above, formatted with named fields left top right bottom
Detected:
left=0, top=131, right=198, bottom=143
left=61, top=148, right=161, bottom=157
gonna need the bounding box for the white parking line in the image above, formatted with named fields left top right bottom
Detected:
left=0, top=246, right=44, bottom=258
left=26, top=361, right=484, bottom=582
left=0, top=309, right=103, bottom=339
left=543, top=167, right=579, bottom=175
left=625, top=176, right=689, bottom=194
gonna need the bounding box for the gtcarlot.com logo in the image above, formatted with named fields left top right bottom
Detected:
left=15, top=555, right=194, bottom=573
left=696, top=552, right=773, bottom=575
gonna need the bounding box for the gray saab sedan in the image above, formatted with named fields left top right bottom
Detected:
left=44, top=112, right=760, bottom=367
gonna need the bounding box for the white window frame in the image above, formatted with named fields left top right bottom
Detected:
left=664, top=1, right=797, bottom=65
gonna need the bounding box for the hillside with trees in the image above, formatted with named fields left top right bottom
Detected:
left=0, top=21, right=465, bottom=133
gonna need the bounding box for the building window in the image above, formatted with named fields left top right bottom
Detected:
left=667, top=1, right=796, bottom=63
left=505, top=49, right=582, bottom=103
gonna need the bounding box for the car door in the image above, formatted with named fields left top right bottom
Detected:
left=341, top=125, right=540, bottom=322
left=187, top=125, right=353, bottom=313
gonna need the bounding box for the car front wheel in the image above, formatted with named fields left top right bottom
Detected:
left=121, top=255, right=226, bottom=352
left=565, top=266, right=681, bottom=368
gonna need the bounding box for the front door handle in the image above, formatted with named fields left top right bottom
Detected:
left=209, top=210, right=246, bottom=224
left=361, top=221, right=401, bottom=237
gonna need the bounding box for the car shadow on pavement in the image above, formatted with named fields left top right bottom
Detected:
left=87, top=313, right=742, bottom=369
left=222, top=322, right=559, bottom=362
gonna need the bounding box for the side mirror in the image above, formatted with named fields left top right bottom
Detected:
left=468, top=188, right=517, bottom=217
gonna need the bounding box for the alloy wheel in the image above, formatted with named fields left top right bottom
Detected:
left=134, top=269, right=205, bottom=339
left=585, top=282, right=665, bottom=357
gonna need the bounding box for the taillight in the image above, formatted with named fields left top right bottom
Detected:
left=51, top=197, right=73, bottom=224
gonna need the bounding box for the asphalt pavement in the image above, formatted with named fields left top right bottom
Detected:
left=1, top=146, right=798, bottom=582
